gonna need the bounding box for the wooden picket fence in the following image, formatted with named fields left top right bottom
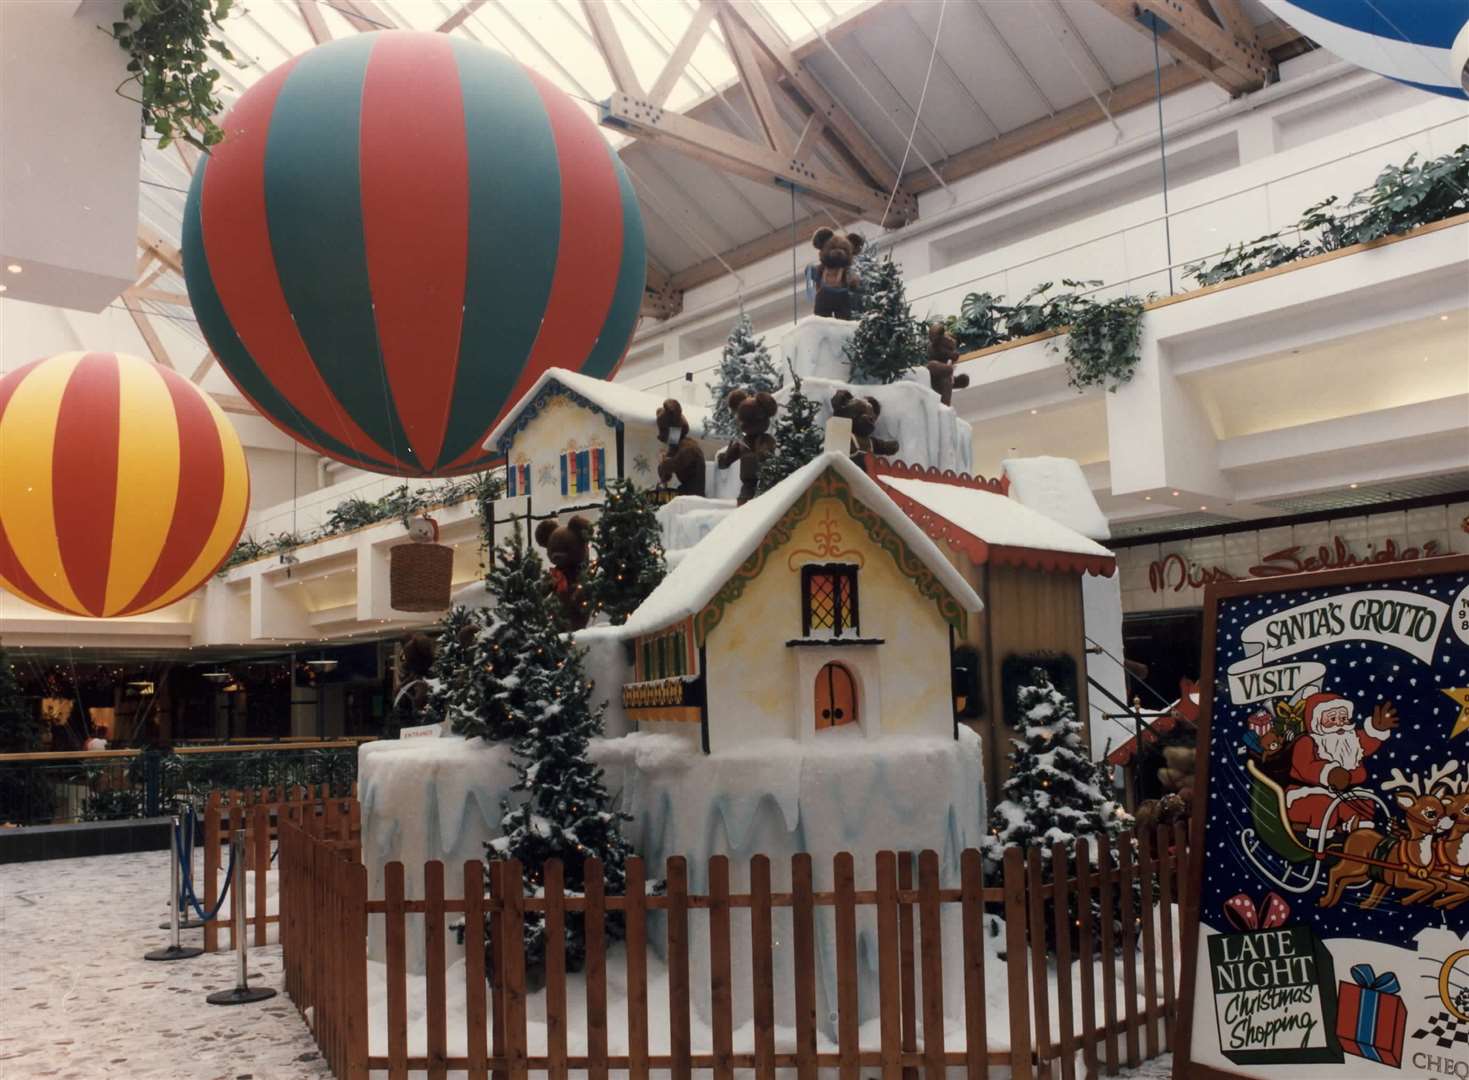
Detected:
left=198, top=785, right=360, bottom=951
left=279, top=815, right=1191, bottom=1080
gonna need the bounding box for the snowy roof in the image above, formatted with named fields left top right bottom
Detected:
left=485, top=368, right=710, bottom=452
left=1001, top=456, right=1110, bottom=541
left=622, top=452, right=982, bottom=638
left=874, top=470, right=1116, bottom=577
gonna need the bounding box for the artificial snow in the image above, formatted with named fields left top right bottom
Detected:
left=779, top=316, right=860, bottom=381
left=796, top=375, right=973, bottom=474
left=573, top=624, right=633, bottom=738
left=654, top=495, right=738, bottom=556
left=483, top=367, right=712, bottom=451
left=621, top=451, right=981, bottom=639
left=879, top=475, right=1116, bottom=561
left=1001, top=456, right=1110, bottom=541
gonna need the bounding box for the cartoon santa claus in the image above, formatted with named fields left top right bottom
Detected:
left=1285, top=692, right=1398, bottom=839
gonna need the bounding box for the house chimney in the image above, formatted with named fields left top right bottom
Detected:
left=823, top=416, right=852, bottom=455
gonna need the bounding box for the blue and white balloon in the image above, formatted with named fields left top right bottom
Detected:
left=1262, top=0, right=1469, bottom=100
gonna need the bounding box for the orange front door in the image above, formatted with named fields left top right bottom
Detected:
left=815, top=662, right=857, bottom=729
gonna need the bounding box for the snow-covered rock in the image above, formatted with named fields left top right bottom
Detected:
left=799, top=376, right=972, bottom=474
left=1002, top=456, right=1109, bottom=540
left=655, top=494, right=738, bottom=555
left=779, top=316, right=859, bottom=381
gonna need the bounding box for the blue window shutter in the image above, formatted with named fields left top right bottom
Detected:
left=576, top=450, right=589, bottom=494
left=560, top=454, right=568, bottom=496
left=594, top=447, right=606, bottom=490
left=507, top=465, right=517, bottom=497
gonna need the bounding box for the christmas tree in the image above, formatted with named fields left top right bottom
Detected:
left=983, top=667, right=1125, bottom=861
left=759, top=365, right=825, bottom=493
left=587, top=480, right=666, bottom=625
left=0, top=648, right=41, bottom=753
left=421, top=606, right=489, bottom=737
left=707, top=314, right=782, bottom=436
left=849, top=235, right=879, bottom=315
left=844, top=255, right=924, bottom=384
left=491, top=626, right=631, bottom=973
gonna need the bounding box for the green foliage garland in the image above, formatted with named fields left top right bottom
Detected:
left=108, top=0, right=236, bottom=150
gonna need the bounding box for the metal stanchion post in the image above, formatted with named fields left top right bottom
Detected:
left=207, top=830, right=276, bottom=1005
left=144, top=816, right=204, bottom=961
left=160, top=806, right=207, bottom=930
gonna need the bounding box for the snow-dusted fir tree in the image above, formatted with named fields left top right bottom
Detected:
left=849, top=235, right=880, bottom=315
left=478, top=530, right=562, bottom=743
left=984, top=667, right=1125, bottom=860
left=420, top=606, right=486, bottom=736
left=844, top=255, right=924, bottom=383
left=587, top=479, right=666, bottom=625
left=491, top=628, right=631, bottom=973
left=759, top=366, right=825, bottom=493
left=707, top=314, right=783, bottom=436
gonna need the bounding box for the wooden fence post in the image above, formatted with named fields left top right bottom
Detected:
left=624, top=857, right=649, bottom=1080
left=203, top=791, right=221, bottom=952
left=708, top=855, right=734, bottom=1080
left=464, top=861, right=490, bottom=1080
left=666, top=856, right=691, bottom=1080
left=1074, top=839, right=1099, bottom=1078
left=876, top=851, right=903, bottom=1080
left=916, top=850, right=945, bottom=1080
left=791, top=852, right=818, bottom=1080
left=489, top=861, right=508, bottom=1080
left=1118, top=835, right=1140, bottom=1068
left=425, top=860, right=448, bottom=1080
left=897, top=852, right=918, bottom=1080
left=385, top=861, right=408, bottom=1079
left=1098, top=843, right=1119, bottom=1075
left=1138, top=829, right=1160, bottom=1060
left=750, top=855, right=776, bottom=1079
left=253, top=801, right=270, bottom=947
left=543, top=860, right=568, bottom=1080
left=345, top=859, right=369, bottom=1080
left=583, top=859, right=608, bottom=1080
left=1050, top=846, right=1076, bottom=1080
left=1001, top=848, right=1033, bottom=1080
left=502, top=860, right=528, bottom=1080
left=959, top=849, right=987, bottom=1080
left=834, top=851, right=861, bottom=1080
left=1025, top=850, right=1053, bottom=1080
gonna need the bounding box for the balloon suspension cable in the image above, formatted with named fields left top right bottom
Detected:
left=790, top=185, right=799, bottom=326
left=1150, top=14, right=1176, bottom=296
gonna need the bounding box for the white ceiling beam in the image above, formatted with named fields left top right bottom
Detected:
left=581, top=0, right=645, bottom=97
left=646, top=2, right=717, bottom=109
left=714, top=6, right=793, bottom=156
left=127, top=286, right=191, bottom=306
left=719, top=0, right=901, bottom=194
left=1091, top=0, right=1274, bottom=94
left=123, top=301, right=175, bottom=371
left=602, top=92, right=911, bottom=225
left=190, top=351, right=218, bottom=384
left=435, top=0, right=484, bottom=34
left=137, top=224, right=184, bottom=275
left=297, top=0, right=331, bottom=43
left=1206, top=0, right=1267, bottom=57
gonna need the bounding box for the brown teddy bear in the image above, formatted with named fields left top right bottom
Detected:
left=715, top=389, right=778, bottom=505
left=926, top=323, right=970, bottom=407
left=534, top=516, right=593, bottom=630
left=830, top=389, right=898, bottom=459
left=654, top=399, right=705, bottom=498
left=810, top=228, right=865, bottom=320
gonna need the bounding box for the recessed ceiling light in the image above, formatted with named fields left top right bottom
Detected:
left=1029, top=408, right=1038, bottom=415
left=0, top=284, right=6, bottom=293
left=1442, top=315, right=1450, bottom=321
left=1171, top=490, right=1180, bottom=497
left=1349, top=482, right=1359, bottom=489
left=1200, top=505, right=1208, bottom=511
left=5, top=263, right=21, bottom=274
left=1144, top=495, right=1152, bottom=501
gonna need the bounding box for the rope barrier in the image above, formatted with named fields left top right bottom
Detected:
left=173, top=804, right=237, bottom=923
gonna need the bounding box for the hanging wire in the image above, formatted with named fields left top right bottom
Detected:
left=790, top=185, right=799, bottom=325
left=880, top=0, right=947, bottom=230
left=1149, top=14, right=1176, bottom=296
left=623, top=160, right=746, bottom=294
left=1040, top=2, right=1123, bottom=139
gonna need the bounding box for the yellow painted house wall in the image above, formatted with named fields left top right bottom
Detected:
left=701, top=495, right=958, bottom=752
left=505, top=396, right=620, bottom=512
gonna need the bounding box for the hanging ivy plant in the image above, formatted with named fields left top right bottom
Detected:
left=1061, top=296, right=1146, bottom=393
left=108, top=0, right=236, bottom=150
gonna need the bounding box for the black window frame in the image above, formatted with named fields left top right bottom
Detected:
left=801, top=563, right=860, bottom=637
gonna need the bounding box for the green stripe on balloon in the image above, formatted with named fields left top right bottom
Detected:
left=580, top=150, right=646, bottom=381
left=182, top=159, right=391, bottom=472
left=435, top=38, right=563, bottom=470
left=264, top=34, right=420, bottom=473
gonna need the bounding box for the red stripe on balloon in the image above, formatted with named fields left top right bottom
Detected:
left=439, top=67, right=623, bottom=473
left=52, top=354, right=120, bottom=616
left=200, top=56, right=397, bottom=468
left=359, top=32, right=469, bottom=472
left=119, top=366, right=225, bottom=614
left=0, top=360, right=62, bottom=611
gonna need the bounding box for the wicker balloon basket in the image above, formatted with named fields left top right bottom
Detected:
left=390, top=542, right=454, bottom=612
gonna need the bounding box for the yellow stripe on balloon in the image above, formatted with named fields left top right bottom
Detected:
left=143, top=394, right=249, bottom=612
left=102, top=360, right=181, bottom=615
left=0, top=353, right=87, bottom=614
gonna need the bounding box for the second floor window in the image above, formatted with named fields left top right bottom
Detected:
left=560, top=445, right=606, bottom=496
left=802, top=564, right=859, bottom=636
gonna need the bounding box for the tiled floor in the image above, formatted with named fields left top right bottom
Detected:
left=0, top=850, right=329, bottom=1079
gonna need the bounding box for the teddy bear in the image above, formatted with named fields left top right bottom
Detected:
left=654, top=399, right=706, bottom=498
left=830, top=389, right=898, bottom=460
left=809, top=228, right=865, bottom=320
left=925, top=323, right=970, bottom=407
left=715, top=389, right=778, bottom=505
left=534, top=515, right=593, bottom=630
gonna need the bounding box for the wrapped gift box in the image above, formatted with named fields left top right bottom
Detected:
left=1336, top=964, right=1406, bottom=1067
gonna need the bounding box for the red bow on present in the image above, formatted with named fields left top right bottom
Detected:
left=1224, top=891, right=1290, bottom=931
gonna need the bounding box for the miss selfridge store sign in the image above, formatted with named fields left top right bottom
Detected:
left=1114, top=500, right=1469, bottom=615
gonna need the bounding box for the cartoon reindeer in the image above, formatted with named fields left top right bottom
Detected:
left=1319, top=761, right=1457, bottom=910
left=1433, top=763, right=1469, bottom=909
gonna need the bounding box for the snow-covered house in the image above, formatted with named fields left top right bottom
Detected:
left=866, top=455, right=1117, bottom=795
left=618, top=450, right=983, bottom=753
left=484, top=367, right=711, bottom=512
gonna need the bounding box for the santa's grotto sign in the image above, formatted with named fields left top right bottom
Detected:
left=1177, top=554, right=1469, bottom=1080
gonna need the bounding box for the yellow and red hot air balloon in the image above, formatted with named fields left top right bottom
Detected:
left=0, top=352, right=249, bottom=617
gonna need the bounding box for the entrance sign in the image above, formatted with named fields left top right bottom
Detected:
left=1177, top=555, right=1469, bottom=1079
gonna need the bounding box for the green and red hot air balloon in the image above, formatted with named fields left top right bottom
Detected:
left=183, top=31, right=646, bottom=477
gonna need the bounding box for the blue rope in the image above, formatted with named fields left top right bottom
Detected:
left=174, top=806, right=237, bottom=922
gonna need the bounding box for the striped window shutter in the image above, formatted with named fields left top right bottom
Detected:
left=576, top=450, right=590, bottom=494
left=593, top=447, right=605, bottom=490
left=507, top=464, right=517, bottom=497
left=560, top=454, right=569, bottom=496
